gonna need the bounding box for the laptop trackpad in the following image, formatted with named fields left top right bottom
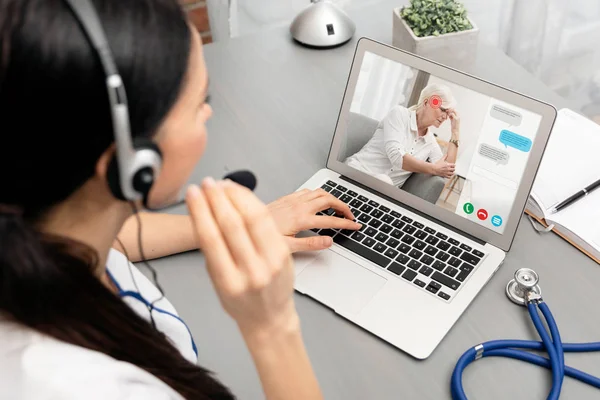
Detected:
left=295, top=250, right=387, bottom=315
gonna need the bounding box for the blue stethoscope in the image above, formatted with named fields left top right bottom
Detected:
left=452, top=268, right=600, bottom=399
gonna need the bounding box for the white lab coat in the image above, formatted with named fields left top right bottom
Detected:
left=0, top=249, right=195, bottom=400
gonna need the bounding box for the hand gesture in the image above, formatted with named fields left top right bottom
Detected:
left=432, top=155, right=455, bottom=179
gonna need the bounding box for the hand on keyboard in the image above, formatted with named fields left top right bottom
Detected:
left=267, top=188, right=361, bottom=253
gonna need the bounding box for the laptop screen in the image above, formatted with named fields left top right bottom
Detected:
left=337, top=51, right=543, bottom=234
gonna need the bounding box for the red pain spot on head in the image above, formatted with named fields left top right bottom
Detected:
left=430, top=95, right=442, bottom=109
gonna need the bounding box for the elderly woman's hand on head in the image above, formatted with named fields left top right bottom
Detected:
left=448, top=108, right=461, bottom=138
left=267, top=188, right=362, bottom=253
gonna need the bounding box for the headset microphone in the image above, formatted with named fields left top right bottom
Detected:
left=143, top=169, right=257, bottom=211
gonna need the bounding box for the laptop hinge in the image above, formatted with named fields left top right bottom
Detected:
left=339, top=175, right=487, bottom=246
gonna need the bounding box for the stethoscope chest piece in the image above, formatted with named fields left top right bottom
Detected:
left=506, top=268, right=541, bottom=306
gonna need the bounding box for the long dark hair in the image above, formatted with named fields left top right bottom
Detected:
left=0, top=0, right=234, bottom=398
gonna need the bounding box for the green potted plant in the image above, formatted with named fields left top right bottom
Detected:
left=392, top=0, right=479, bottom=67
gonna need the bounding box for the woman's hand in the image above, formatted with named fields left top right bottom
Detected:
left=267, top=188, right=362, bottom=253
left=448, top=109, right=460, bottom=138
left=186, top=178, right=298, bottom=336
left=431, top=155, right=455, bottom=179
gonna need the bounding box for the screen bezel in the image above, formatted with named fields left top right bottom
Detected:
left=327, top=38, right=557, bottom=252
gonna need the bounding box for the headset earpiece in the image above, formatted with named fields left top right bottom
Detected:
left=107, top=138, right=162, bottom=202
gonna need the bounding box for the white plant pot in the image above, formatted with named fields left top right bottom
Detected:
left=392, top=7, right=479, bottom=69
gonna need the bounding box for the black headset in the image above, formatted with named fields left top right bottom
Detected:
left=63, top=0, right=163, bottom=205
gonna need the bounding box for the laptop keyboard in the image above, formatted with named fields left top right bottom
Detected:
left=314, top=179, right=487, bottom=302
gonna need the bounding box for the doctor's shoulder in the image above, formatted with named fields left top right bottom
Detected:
left=0, top=321, right=182, bottom=400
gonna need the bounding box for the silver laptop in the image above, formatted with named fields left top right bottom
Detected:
left=293, top=38, right=557, bottom=359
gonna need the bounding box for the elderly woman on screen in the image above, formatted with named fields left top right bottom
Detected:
left=345, top=83, right=461, bottom=187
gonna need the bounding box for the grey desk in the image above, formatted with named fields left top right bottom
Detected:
left=150, top=1, right=600, bottom=398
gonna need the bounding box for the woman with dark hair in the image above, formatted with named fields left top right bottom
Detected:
left=0, top=0, right=361, bottom=398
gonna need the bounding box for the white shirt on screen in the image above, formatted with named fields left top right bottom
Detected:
left=345, top=106, right=444, bottom=187
left=0, top=249, right=195, bottom=400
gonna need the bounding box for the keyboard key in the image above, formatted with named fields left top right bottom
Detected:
left=407, top=260, right=421, bottom=270
left=380, top=224, right=393, bottom=234
left=438, top=291, right=451, bottom=300
left=436, top=251, right=450, bottom=262
left=396, top=254, right=410, bottom=264
left=421, top=255, right=434, bottom=265
left=351, top=232, right=365, bottom=242
left=341, top=229, right=355, bottom=236
left=401, top=235, right=415, bottom=245
left=460, top=244, right=472, bottom=252
left=363, top=238, right=376, bottom=247
left=350, top=199, right=363, bottom=208
left=323, top=208, right=336, bottom=216
left=358, top=195, right=369, bottom=202
left=371, top=209, right=384, bottom=219
left=384, top=248, right=399, bottom=259
left=401, top=216, right=413, bottom=223
left=373, top=243, right=386, bottom=253
left=386, top=238, right=400, bottom=248
left=368, top=219, right=382, bottom=229
left=390, top=229, right=403, bottom=239
left=449, top=246, right=462, bottom=257
left=368, top=200, right=379, bottom=207
left=364, top=227, right=377, bottom=237
left=409, top=249, right=423, bottom=259
left=460, top=252, right=481, bottom=266
left=402, top=225, right=416, bottom=235
left=360, top=204, right=373, bottom=213
left=336, top=185, right=347, bottom=192
left=402, top=269, right=417, bottom=282
left=460, top=264, right=474, bottom=274
left=351, top=208, right=361, bottom=218
left=398, top=243, right=411, bottom=254
left=413, top=279, right=426, bottom=288
left=375, top=233, right=389, bottom=242
left=331, top=189, right=343, bottom=198
left=414, top=240, right=426, bottom=250
left=347, top=190, right=358, bottom=197
left=311, top=228, right=320, bottom=233
left=436, top=232, right=448, bottom=240
left=321, top=184, right=332, bottom=192
left=412, top=221, right=424, bottom=229
left=326, top=180, right=336, bottom=187
left=340, top=194, right=353, bottom=203
left=473, top=249, right=485, bottom=258
left=426, top=281, right=441, bottom=294
left=424, top=245, right=438, bottom=256
left=415, top=230, right=427, bottom=240
left=436, top=241, right=451, bottom=251
left=319, top=229, right=337, bottom=237
left=448, top=238, right=460, bottom=246
left=392, top=219, right=405, bottom=229
left=432, top=261, right=446, bottom=271
left=448, top=257, right=461, bottom=268
left=425, top=227, right=436, bottom=234
left=431, top=271, right=460, bottom=291
left=333, top=235, right=389, bottom=268
left=381, top=214, right=394, bottom=224
left=391, top=211, right=402, bottom=218
left=379, top=205, right=390, bottom=213
left=387, top=262, right=406, bottom=276
left=456, top=269, right=470, bottom=282
left=358, top=214, right=371, bottom=223
left=426, top=236, right=439, bottom=245
left=444, top=267, right=458, bottom=277
left=419, top=266, right=433, bottom=276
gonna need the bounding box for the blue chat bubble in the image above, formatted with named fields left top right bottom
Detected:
left=499, top=130, right=532, bottom=152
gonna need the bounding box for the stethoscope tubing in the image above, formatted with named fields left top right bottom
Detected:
left=451, top=300, right=600, bottom=399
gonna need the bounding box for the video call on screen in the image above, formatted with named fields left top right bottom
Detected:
left=339, top=51, right=542, bottom=234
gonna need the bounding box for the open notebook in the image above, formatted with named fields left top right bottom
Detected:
left=525, top=108, right=600, bottom=264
